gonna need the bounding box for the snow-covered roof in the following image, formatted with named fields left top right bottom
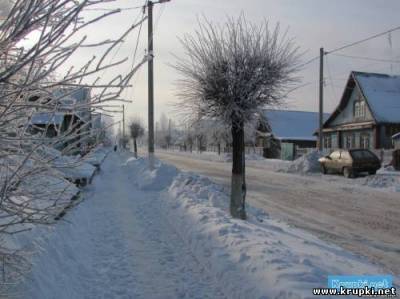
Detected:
left=393, top=132, right=400, bottom=140
left=354, top=72, right=400, bottom=123
left=30, top=112, right=65, bottom=125
left=263, top=110, right=330, bottom=141
left=53, top=87, right=91, bottom=122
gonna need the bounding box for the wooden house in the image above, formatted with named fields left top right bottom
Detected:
left=257, top=109, right=329, bottom=160
left=321, top=71, right=400, bottom=150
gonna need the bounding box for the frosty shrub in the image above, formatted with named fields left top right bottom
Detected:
left=174, top=16, right=300, bottom=219
left=0, top=0, right=147, bottom=290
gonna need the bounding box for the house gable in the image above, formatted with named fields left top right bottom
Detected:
left=329, top=83, right=374, bottom=127
left=353, top=72, right=400, bottom=123
left=324, top=71, right=400, bottom=130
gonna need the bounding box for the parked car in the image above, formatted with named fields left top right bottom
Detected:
left=318, top=149, right=381, bottom=178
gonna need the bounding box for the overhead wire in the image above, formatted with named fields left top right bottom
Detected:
left=325, top=55, right=338, bottom=107
left=125, top=0, right=148, bottom=103
left=330, top=53, right=400, bottom=64
left=84, top=6, right=144, bottom=12
left=326, top=24, right=400, bottom=55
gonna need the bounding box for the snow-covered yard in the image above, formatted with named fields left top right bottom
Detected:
left=14, top=151, right=395, bottom=299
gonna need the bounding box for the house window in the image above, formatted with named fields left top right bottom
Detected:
left=345, top=134, right=355, bottom=149
left=354, top=100, right=366, bottom=119
left=354, top=101, right=360, bottom=118
left=324, top=135, right=331, bottom=149
left=331, top=134, right=337, bottom=148
left=360, top=134, right=370, bottom=149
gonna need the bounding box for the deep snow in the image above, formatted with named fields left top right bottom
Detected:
left=15, top=151, right=392, bottom=299
left=19, top=152, right=225, bottom=299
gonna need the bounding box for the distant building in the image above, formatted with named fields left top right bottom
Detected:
left=321, top=71, right=400, bottom=150
left=27, top=87, right=92, bottom=153
left=257, top=109, right=329, bottom=160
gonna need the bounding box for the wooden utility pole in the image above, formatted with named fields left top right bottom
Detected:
left=319, top=47, right=324, bottom=151
left=147, top=0, right=170, bottom=168
left=147, top=0, right=155, bottom=166
left=122, top=104, right=125, bottom=148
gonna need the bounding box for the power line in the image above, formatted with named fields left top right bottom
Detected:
left=330, top=53, right=400, bottom=63
left=153, top=3, right=166, bottom=35
left=84, top=6, right=145, bottom=12
left=326, top=24, right=400, bottom=54
left=325, top=55, right=338, bottom=103
left=298, top=56, right=319, bottom=69
left=126, top=0, right=147, bottom=102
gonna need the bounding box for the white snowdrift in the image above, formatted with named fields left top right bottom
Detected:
left=123, top=157, right=178, bottom=191
left=279, top=150, right=323, bottom=174
left=364, top=168, right=400, bottom=192
left=83, top=145, right=110, bottom=168
left=127, top=158, right=388, bottom=299
left=37, top=146, right=96, bottom=183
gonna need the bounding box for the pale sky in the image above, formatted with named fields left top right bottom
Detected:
left=19, top=0, right=400, bottom=126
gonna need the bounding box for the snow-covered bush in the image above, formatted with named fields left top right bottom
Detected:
left=0, top=0, right=147, bottom=287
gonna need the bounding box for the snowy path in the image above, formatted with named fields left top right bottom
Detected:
left=22, top=152, right=225, bottom=299
left=154, top=150, right=400, bottom=276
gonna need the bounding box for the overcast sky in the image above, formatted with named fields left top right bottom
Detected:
left=17, top=0, right=400, bottom=125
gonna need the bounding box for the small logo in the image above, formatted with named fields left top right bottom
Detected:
left=328, top=275, right=392, bottom=290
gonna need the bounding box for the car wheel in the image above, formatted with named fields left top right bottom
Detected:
left=343, top=167, right=353, bottom=178
left=320, top=164, right=327, bottom=174
left=368, top=170, right=377, bottom=175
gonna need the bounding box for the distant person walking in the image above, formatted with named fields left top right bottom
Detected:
left=114, top=145, right=118, bottom=152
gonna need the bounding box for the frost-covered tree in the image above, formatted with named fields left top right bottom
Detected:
left=0, top=0, right=147, bottom=288
left=129, top=119, right=144, bottom=158
left=156, top=113, right=175, bottom=149
left=175, top=16, right=300, bottom=219
left=183, top=128, right=194, bottom=152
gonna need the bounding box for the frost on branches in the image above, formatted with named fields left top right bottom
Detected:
left=0, top=0, right=147, bottom=289
left=174, top=16, right=301, bottom=219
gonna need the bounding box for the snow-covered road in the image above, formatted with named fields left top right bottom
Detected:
left=22, top=152, right=225, bottom=299
left=154, top=150, right=400, bottom=276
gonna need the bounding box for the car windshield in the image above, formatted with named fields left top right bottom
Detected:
left=350, top=150, right=376, bottom=160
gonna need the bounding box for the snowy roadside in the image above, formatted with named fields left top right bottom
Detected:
left=156, top=149, right=400, bottom=193
left=277, top=150, right=400, bottom=193
left=155, top=149, right=268, bottom=163
left=14, top=152, right=395, bottom=299
left=129, top=156, right=392, bottom=299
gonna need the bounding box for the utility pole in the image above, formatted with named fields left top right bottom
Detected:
left=146, top=0, right=170, bottom=169
left=122, top=104, right=125, bottom=148
left=319, top=47, right=324, bottom=151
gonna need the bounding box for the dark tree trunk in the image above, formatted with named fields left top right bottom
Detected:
left=217, top=143, right=221, bottom=155
left=134, top=138, right=138, bottom=158
left=230, top=120, right=246, bottom=219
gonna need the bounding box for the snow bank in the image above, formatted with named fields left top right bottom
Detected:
left=37, top=146, right=96, bottom=182
left=83, top=145, right=110, bottom=167
left=124, top=158, right=178, bottom=191
left=363, top=170, right=400, bottom=192
left=125, top=158, right=387, bottom=298
left=279, top=150, right=323, bottom=174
